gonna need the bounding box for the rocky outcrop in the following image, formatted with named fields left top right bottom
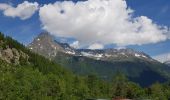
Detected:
left=27, top=32, right=65, bottom=58
left=0, top=47, right=29, bottom=65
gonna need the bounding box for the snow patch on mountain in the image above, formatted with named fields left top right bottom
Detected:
left=135, top=53, right=141, bottom=57
left=81, top=52, right=103, bottom=59
left=66, top=51, right=75, bottom=55
left=28, top=32, right=153, bottom=62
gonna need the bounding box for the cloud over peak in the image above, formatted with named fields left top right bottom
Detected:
left=39, top=0, right=170, bottom=48
left=0, top=1, right=39, bottom=20
left=88, top=43, right=104, bottom=50
left=0, top=0, right=169, bottom=48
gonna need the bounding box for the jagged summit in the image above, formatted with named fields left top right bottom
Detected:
left=27, top=32, right=170, bottom=87
left=36, top=32, right=53, bottom=40
left=28, top=32, right=153, bottom=62
left=28, top=32, right=65, bottom=58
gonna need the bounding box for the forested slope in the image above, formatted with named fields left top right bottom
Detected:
left=1, top=32, right=170, bottom=100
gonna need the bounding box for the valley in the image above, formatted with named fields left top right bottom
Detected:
left=28, top=32, right=170, bottom=87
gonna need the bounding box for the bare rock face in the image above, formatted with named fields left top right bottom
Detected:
left=12, top=48, right=20, bottom=64
left=0, top=47, right=29, bottom=65
left=28, top=32, right=153, bottom=62
left=27, top=32, right=65, bottom=58
left=12, top=48, right=20, bottom=57
left=1, top=48, right=14, bottom=63
left=19, top=50, right=29, bottom=62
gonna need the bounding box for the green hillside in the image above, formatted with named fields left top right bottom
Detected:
left=0, top=32, right=109, bottom=99
left=28, top=32, right=170, bottom=87
left=1, top=32, right=170, bottom=100
left=54, top=52, right=170, bottom=87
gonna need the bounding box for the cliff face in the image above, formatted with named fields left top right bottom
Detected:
left=0, top=47, right=29, bottom=65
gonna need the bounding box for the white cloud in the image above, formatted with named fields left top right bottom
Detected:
left=70, top=41, right=79, bottom=49
left=153, top=53, right=170, bottom=63
left=39, top=0, right=169, bottom=47
left=0, top=1, right=39, bottom=20
left=0, top=3, right=11, bottom=10
left=88, top=43, right=104, bottom=49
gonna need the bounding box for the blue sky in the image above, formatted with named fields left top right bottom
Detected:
left=127, top=0, right=170, bottom=56
left=0, top=0, right=170, bottom=57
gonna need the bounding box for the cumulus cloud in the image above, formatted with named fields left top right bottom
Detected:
left=0, top=1, right=39, bottom=20
left=88, top=43, right=104, bottom=49
left=153, top=53, right=170, bottom=63
left=39, top=0, right=170, bottom=47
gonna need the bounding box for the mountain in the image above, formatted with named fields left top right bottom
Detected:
left=0, top=32, right=115, bottom=99
left=27, top=32, right=155, bottom=63
left=164, top=61, right=170, bottom=66
left=28, top=32, right=170, bottom=87
left=153, top=53, right=170, bottom=66
left=1, top=31, right=170, bottom=99
left=28, top=32, right=152, bottom=62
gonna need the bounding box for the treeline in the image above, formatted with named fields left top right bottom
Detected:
left=1, top=60, right=170, bottom=100
left=0, top=32, right=170, bottom=100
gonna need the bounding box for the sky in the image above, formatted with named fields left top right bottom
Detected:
left=0, top=0, right=170, bottom=61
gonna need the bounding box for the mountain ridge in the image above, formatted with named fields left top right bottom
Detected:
left=0, top=32, right=116, bottom=99
left=28, top=32, right=154, bottom=62
left=28, top=32, right=170, bottom=87
left=153, top=53, right=170, bottom=66
left=164, top=61, right=170, bottom=66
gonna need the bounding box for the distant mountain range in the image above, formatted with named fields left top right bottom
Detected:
left=164, top=61, right=170, bottom=66
left=28, top=32, right=155, bottom=63
left=28, top=32, right=170, bottom=87
left=153, top=53, right=170, bottom=66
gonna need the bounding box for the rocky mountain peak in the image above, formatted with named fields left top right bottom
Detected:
left=36, top=32, right=53, bottom=41
left=28, top=32, right=65, bottom=58
left=28, top=32, right=153, bottom=62
left=0, top=47, right=29, bottom=65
